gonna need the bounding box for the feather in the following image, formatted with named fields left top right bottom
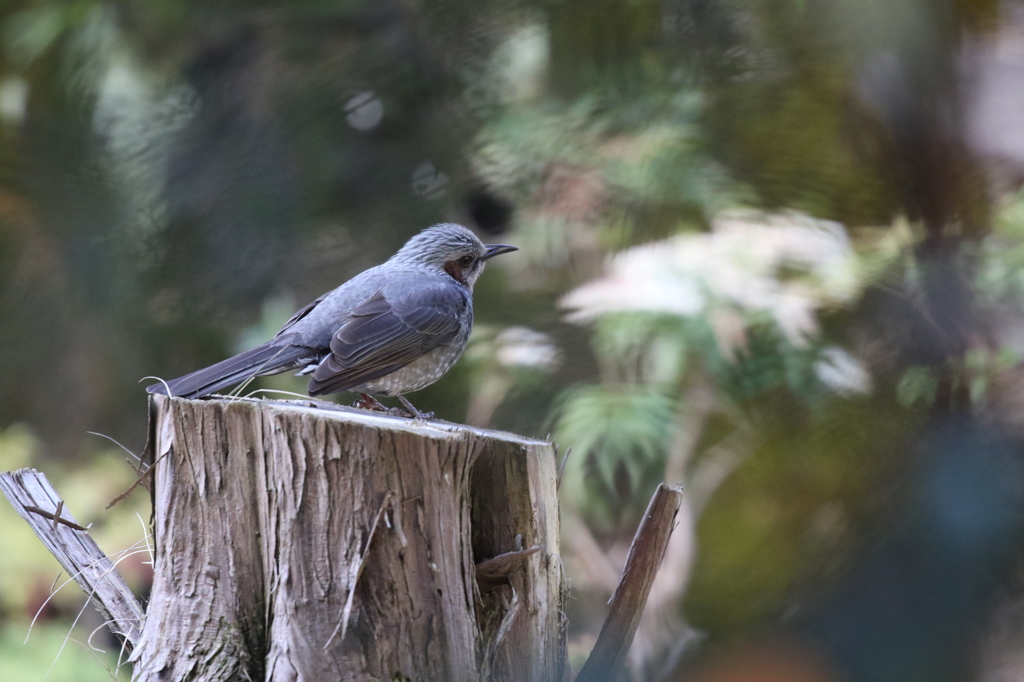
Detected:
left=307, top=287, right=465, bottom=396
left=147, top=342, right=313, bottom=399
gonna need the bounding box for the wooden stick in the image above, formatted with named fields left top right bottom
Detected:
left=0, top=468, right=144, bottom=652
left=576, top=483, right=683, bottom=682
left=24, top=504, right=91, bottom=531
left=476, top=545, right=544, bottom=591
left=105, top=451, right=162, bottom=509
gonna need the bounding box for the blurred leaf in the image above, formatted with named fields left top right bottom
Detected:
left=555, top=385, right=676, bottom=527
left=896, top=366, right=939, bottom=408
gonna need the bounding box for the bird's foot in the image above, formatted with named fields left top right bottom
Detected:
left=354, top=393, right=388, bottom=412
left=397, top=395, right=434, bottom=421
left=387, top=407, right=414, bottom=418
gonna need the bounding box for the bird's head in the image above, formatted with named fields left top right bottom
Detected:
left=393, top=223, right=517, bottom=289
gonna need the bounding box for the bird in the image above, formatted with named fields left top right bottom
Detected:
left=146, top=223, right=517, bottom=418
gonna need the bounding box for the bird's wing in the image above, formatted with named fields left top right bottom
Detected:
left=307, top=284, right=467, bottom=396
left=277, top=292, right=329, bottom=335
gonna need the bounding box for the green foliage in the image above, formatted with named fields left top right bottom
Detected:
left=975, top=189, right=1024, bottom=308
left=555, top=385, right=676, bottom=529
left=3, top=1, right=113, bottom=68
left=717, top=322, right=827, bottom=405
left=897, top=347, right=1023, bottom=411
left=475, top=98, right=604, bottom=202
left=964, top=346, right=1022, bottom=406
left=474, top=37, right=738, bottom=244
left=591, top=312, right=689, bottom=387
left=0, top=620, right=129, bottom=681
left=896, top=366, right=939, bottom=409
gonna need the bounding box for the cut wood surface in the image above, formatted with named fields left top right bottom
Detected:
left=0, top=469, right=144, bottom=652
left=131, top=395, right=566, bottom=682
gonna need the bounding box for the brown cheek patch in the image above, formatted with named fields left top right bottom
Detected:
left=444, top=261, right=467, bottom=285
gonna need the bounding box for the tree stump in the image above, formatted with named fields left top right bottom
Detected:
left=131, top=395, right=566, bottom=682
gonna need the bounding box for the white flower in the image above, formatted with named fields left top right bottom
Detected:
left=815, top=347, right=873, bottom=395
left=561, top=210, right=864, bottom=352
left=494, top=326, right=560, bottom=371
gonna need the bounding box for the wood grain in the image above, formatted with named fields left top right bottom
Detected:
left=130, top=395, right=565, bottom=682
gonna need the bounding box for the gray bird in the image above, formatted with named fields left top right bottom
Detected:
left=147, top=223, right=517, bottom=418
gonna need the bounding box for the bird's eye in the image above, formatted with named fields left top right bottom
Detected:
left=459, top=255, right=475, bottom=267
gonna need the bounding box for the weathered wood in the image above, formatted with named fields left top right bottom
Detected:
left=472, top=430, right=566, bottom=681
left=131, top=395, right=565, bottom=682
left=0, top=469, right=144, bottom=653
left=475, top=545, right=543, bottom=591
left=576, top=484, right=684, bottom=682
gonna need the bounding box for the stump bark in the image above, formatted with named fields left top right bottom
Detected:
left=131, top=395, right=566, bottom=682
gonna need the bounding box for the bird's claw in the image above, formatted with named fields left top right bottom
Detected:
left=387, top=406, right=434, bottom=421
left=396, top=395, right=433, bottom=421
left=354, top=393, right=388, bottom=412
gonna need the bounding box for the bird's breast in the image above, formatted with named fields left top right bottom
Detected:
left=357, top=342, right=466, bottom=396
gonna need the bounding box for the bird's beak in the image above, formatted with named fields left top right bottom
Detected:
left=481, top=244, right=518, bottom=261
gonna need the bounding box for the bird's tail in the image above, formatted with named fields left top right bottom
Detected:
left=146, top=342, right=310, bottom=399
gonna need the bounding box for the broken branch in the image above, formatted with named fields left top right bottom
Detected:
left=576, top=483, right=683, bottom=682
left=0, top=468, right=144, bottom=652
